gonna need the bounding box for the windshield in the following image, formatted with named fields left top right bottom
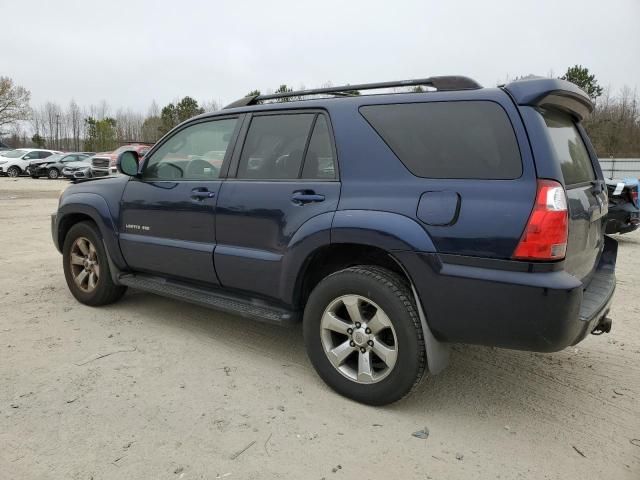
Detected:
left=2, top=149, right=28, bottom=158
left=44, top=154, right=64, bottom=162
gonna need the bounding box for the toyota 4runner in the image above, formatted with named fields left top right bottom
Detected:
left=51, top=76, right=617, bottom=405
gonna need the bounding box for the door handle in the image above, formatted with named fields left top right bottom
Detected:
left=190, top=189, right=215, bottom=200
left=291, top=191, right=325, bottom=205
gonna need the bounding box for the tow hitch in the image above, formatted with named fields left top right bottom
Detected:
left=591, top=316, right=613, bottom=335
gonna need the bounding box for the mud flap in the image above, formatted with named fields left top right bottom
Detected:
left=410, top=283, right=450, bottom=374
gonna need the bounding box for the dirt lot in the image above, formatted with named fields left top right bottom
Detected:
left=0, top=177, right=638, bottom=480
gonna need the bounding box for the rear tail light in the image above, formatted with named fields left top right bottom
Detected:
left=513, top=179, right=568, bottom=261
left=631, top=188, right=639, bottom=208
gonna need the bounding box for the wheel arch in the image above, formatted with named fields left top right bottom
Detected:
left=56, top=193, right=126, bottom=269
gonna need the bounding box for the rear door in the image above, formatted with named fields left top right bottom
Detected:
left=541, top=110, right=606, bottom=281
left=119, top=116, right=242, bottom=285
left=215, top=111, right=340, bottom=300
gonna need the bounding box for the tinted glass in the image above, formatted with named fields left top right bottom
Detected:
left=237, top=114, right=315, bottom=179
left=360, top=101, right=522, bottom=179
left=541, top=110, right=595, bottom=185
left=144, top=118, right=238, bottom=180
left=301, top=115, right=336, bottom=179
left=39, top=151, right=53, bottom=159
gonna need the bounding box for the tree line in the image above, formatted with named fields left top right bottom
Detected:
left=1, top=69, right=639, bottom=157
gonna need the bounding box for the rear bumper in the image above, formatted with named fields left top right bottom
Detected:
left=396, top=236, right=617, bottom=353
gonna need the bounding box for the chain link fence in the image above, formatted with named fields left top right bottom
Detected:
left=598, top=158, right=640, bottom=180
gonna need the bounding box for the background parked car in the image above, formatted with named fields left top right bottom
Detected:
left=92, top=144, right=152, bottom=177
left=605, top=178, right=640, bottom=234
left=0, top=148, right=60, bottom=177
left=29, top=153, right=91, bottom=179
left=62, top=155, right=96, bottom=180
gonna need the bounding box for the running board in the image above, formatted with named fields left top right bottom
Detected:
left=118, top=274, right=299, bottom=326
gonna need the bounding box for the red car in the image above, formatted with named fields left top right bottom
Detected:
left=91, top=144, right=153, bottom=176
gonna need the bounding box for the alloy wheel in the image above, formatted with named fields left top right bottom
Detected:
left=320, top=294, right=398, bottom=384
left=69, top=237, right=100, bottom=292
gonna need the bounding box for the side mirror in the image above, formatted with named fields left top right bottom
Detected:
left=117, top=150, right=139, bottom=177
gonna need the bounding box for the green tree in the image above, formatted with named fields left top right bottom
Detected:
left=141, top=115, right=163, bottom=142
left=159, top=96, right=204, bottom=135
left=84, top=116, right=117, bottom=151
left=561, top=65, right=603, bottom=100
left=246, top=89, right=261, bottom=97
left=31, top=133, right=45, bottom=147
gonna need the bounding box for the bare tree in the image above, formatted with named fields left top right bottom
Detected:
left=0, top=77, right=31, bottom=134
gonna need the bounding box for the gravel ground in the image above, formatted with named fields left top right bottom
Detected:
left=1, top=177, right=639, bottom=480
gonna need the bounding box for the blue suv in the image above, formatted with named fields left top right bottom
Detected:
left=52, top=76, right=616, bottom=405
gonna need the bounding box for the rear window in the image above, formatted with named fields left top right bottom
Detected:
left=360, top=101, right=522, bottom=179
left=541, top=110, right=595, bottom=185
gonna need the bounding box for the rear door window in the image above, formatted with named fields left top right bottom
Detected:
left=541, top=110, right=595, bottom=186
left=360, top=101, right=522, bottom=179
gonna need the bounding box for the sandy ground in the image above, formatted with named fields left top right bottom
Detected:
left=0, top=176, right=639, bottom=480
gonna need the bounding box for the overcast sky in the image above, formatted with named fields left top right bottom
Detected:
left=2, top=0, right=639, bottom=113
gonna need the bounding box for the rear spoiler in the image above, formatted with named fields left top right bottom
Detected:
left=502, top=78, right=594, bottom=121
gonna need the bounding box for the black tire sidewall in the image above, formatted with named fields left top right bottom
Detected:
left=303, top=267, right=424, bottom=405
left=62, top=222, right=112, bottom=305
left=48, top=168, right=59, bottom=179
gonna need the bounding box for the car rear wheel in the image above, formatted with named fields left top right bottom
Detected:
left=48, top=168, right=59, bottom=179
left=7, top=166, right=20, bottom=178
left=303, top=266, right=426, bottom=405
left=62, top=221, right=127, bottom=306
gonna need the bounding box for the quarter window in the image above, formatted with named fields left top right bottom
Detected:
left=360, top=101, right=522, bottom=179
left=143, top=118, right=238, bottom=180
left=541, top=110, right=595, bottom=185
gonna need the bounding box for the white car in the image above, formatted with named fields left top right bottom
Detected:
left=0, top=148, right=61, bottom=177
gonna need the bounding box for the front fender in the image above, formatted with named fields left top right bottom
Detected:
left=56, top=192, right=126, bottom=269
left=331, top=210, right=436, bottom=252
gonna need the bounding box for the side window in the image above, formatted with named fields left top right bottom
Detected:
left=23, top=151, right=39, bottom=160
left=143, top=118, right=238, bottom=181
left=360, top=101, right=522, bottom=179
left=301, top=115, right=336, bottom=179
left=541, top=110, right=595, bottom=185
left=62, top=155, right=77, bottom=162
left=237, top=114, right=315, bottom=179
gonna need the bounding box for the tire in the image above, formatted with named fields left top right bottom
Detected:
left=31, top=175, right=39, bottom=179
left=303, top=266, right=426, bottom=405
left=48, top=168, right=60, bottom=179
left=7, top=166, right=20, bottom=178
left=62, top=221, right=127, bottom=306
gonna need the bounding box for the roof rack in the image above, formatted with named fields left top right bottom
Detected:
left=224, top=76, right=482, bottom=109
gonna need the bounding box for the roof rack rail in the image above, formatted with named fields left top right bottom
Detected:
left=223, top=75, right=482, bottom=109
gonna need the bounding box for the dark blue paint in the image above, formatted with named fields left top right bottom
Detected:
left=417, top=191, right=460, bottom=226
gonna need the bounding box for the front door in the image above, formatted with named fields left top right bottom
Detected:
left=119, top=116, right=242, bottom=285
left=215, top=111, right=340, bottom=300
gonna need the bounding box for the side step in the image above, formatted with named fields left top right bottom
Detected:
left=118, top=274, right=300, bottom=326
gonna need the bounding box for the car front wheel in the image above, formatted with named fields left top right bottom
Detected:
left=62, top=221, right=127, bottom=306
left=303, top=266, right=426, bottom=405
left=7, top=166, right=20, bottom=178
left=48, top=168, right=60, bottom=179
